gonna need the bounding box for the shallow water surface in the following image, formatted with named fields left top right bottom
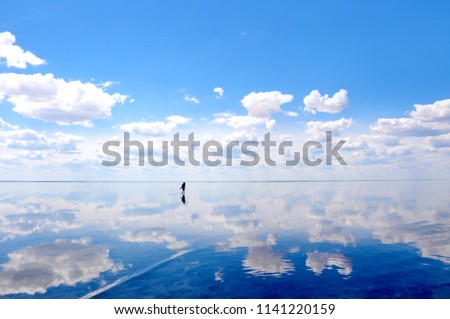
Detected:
left=0, top=181, right=449, bottom=298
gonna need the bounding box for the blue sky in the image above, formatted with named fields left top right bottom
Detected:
left=0, top=0, right=449, bottom=180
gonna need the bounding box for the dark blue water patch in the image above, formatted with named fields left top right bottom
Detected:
left=93, top=243, right=450, bottom=299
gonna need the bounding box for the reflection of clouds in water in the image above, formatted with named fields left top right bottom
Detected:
left=1, top=181, right=449, bottom=269
left=213, top=204, right=255, bottom=217
left=225, top=220, right=259, bottom=233
left=266, top=233, right=277, bottom=245
left=214, top=268, right=224, bottom=282
left=373, top=222, right=450, bottom=264
left=307, top=224, right=355, bottom=246
left=119, top=228, right=189, bottom=250
left=219, top=235, right=265, bottom=250
left=306, top=251, right=352, bottom=276
left=218, top=232, right=292, bottom=278
left=218, top=231, right=276, bottom=249
left=0, top=211, right=79, bottom=240
left=243, top=246, right=294, bottom=277
left=0, top=237, right=122, bottom=295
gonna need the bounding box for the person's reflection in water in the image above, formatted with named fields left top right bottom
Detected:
left=180, top=182, right=186, bottom=204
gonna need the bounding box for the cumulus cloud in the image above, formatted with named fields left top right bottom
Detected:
left=165, top=115, right=192, bottom=125
left=120, top=121, right=177, bottom=136
left=427, top=133, right=450, bottom=148
left=0, top=238, right=120, bottom=295
left=284, top=111, right=298, bottom=117
left=0, top=124, right=83, bottom=153
left=213, top=87, right=224, bottom=98
left=222, top=130, right=259, bottom=143
left=303, top=89, right=349, bottom=114
left=212, top=91, right=295, bottom=133
left=370, top=118, right=447, bottom=136
left=3, top=130, right=82, bottom=152
left=306, top=251, right=352, bottom=276
left=212, top=114, right=266, bottom=130
left=120, top=228, right=189, bottom=250
left=120, top=115, right=192, bottom=136
left=305, top=118, right=353, bottom=138
left=0, top=73, right=127, bottom=127
left=409, top=98, right=450, bottom=122
left=184, top=95, right=199, bottom=104
left=371, top=98, right=450, bottom=137
left=241, top=91, right=294, bottom=118
left=1, top=129, right=51, bottom=150
left=265, top=118, right=276, bottom=130
left=0, top=118, right=83, bottom=155
left=0, top=31, right=46, bottom=68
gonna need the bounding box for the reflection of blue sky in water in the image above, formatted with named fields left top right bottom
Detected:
left=0, top=181, right=449, bottom=298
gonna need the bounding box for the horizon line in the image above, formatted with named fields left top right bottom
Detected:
left=0, top=179, right=449, bottom=183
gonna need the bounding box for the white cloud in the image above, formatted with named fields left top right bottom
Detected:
left=427, top=133, right=450, bottom=148
left=120, top=121, right=176, bottom=136
left=370, top=98, right=450, bottom=137
left=303, top=89, right=349, bottom=114
left=0, top=118, right=19, bottom=131
left=2, top=129, right=55, bottom=150
left=212, top=113, right=278, bottom=131
left=213, top=87, right=224, bottom=98
left=223, top=130, right=259, bottom=143
left=100, top=81, right=117, bottom=88
left=0, top=154, right=22, bottom=165
left=241, top=91, right=294, bottom=118
left=212, top=114, right=265, bottom=130
left=120, top=115, right=191, bottom=136
left=120, top=228, right=189, bottom=250
left=0, top=31, right=46, bottom=68
left=166, top=115, right=192, bottom=125
left=52, top=132, right=85, bottom=153
left=409, top=98, right=450, bottom=122
left=212, top=91, right=294, bottom=133
left=0, top=73, right=127, bottom=126
left=265, top=119, right=276, bottom=130
left=305, top=118, right=353, bottom=138
left=284, top=110, right=298, bottom=117
left=184, top=95, right=199, bottom=104
left=0, top=238, right=120, bottom=295
left=371, top=118, right=448, bottom=136
left=0, top=124, right=83, bottom=153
